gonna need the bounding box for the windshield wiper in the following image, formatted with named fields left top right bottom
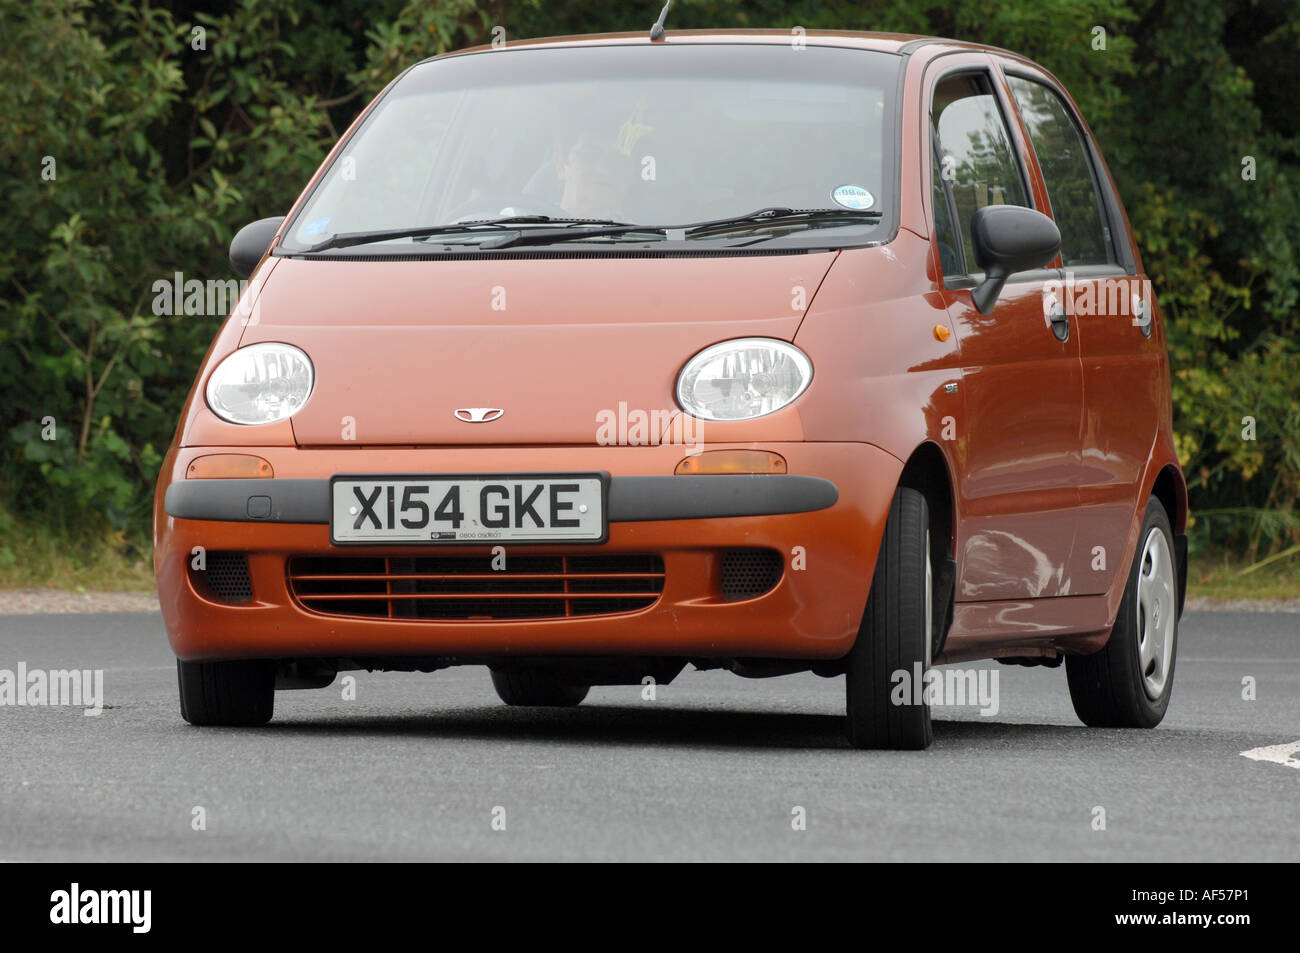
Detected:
left=475, top=222, right=668, bottom=250
left=305, top=207, right=885, bottom=254
left=679, top=206, right=883, bottom=238
left=478, top=207, right=882, bottom=250
left=300, top=216, right=639, bottom=253
left=479, top=208, right=811, bottom=250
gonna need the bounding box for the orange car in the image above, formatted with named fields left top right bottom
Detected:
left=155, top=28, right=1187, bottom=749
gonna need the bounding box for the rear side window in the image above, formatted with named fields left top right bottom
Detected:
left=1006, top=75, right=1113, bottom=266
left=931, top=73, right=1030, bottom=273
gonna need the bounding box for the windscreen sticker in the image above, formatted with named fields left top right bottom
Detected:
left=831, top=185, right=874, bottom=210
left=298, top=216, right=331, bottom=239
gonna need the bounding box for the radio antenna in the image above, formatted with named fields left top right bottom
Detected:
left=650, top=1, right=671, bottom=42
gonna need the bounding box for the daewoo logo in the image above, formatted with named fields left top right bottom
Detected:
left=454, top=407, right=504, bottom=423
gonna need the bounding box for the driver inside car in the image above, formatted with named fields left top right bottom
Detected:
left=520, top=103, right=650, bottom=221
left=556, top=136, right=635, bottom=219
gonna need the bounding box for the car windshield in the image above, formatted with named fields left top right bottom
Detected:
left=279, top=43, right=899, bottom=253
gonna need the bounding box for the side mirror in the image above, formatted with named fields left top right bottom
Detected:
left=969, top=205, right=1061, bottom=314
left=229, top=216, right=286, bottom=279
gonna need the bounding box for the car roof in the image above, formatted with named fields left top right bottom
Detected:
left=427, top=29, right=1031, bottom=64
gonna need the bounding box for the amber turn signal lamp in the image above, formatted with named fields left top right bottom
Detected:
left=933, top=324, right=951, bottom=342
left=675, top=450, right=787, bottom=475
left=187, top=454, right=274, bottom=479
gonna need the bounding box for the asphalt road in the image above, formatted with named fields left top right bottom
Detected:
left=0, top=610, right=1296, bottom=861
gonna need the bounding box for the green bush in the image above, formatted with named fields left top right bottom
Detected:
left=1, top=0, right=1296, bottom=577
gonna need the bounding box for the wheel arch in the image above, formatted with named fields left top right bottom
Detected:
left=1149, top=462, right=1189, bottom=619
left=897, top=440, right=955, bottom=557
left=1151, top=463, right=1188, bottom=534
left=897, top=440, right=958, bottom=652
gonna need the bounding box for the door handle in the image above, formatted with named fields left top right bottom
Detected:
left=1133, top=297, right=1151, bottom=338
left=1047, top=301, right=1070, bottom=342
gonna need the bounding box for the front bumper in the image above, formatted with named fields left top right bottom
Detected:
left=164, top=473, right=839, bottom=525
left=154, top=442, right=902, bottom=662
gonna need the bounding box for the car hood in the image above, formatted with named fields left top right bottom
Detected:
left=241, top=253, right=837, bottom=446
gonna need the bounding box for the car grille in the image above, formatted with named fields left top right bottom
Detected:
left=288, top=554, right=665, bottom=621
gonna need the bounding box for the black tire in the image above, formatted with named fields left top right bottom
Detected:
left=490, top=668, right=589, bottom=707
left=846, top=486, right=934, bottom=750
left=1066, top=499, right=1179, bottom=728
left=177, top=659, right=275, bottom=726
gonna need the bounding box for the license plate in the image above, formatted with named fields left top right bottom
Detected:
left=329, top=473, right=607, bottom=544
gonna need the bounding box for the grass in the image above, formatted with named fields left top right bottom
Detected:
left=0, top=518, right=154, bottom=592
left=1187, top=547, right=1300, bottom=601
left=0, top=513, right=1294, bottom=601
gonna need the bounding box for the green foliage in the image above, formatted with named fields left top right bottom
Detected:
left=1111, top=0, right=1300, bottom=557
left=0, top=0, right=488, bottom=535
left=1, top=0, right=1296, bottom=566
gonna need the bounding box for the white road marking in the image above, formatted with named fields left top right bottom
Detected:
left=1180, top=657, right=1300, bottom=663
left=1240, top=740, right=1300, bottom=769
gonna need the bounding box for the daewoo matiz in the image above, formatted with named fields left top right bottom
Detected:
left=155, top=28, right=1187, bottom=749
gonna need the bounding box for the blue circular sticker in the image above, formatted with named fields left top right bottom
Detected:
left=831, top=185, right=874, bottom=210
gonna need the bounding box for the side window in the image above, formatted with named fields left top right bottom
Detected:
left=1006, top=75, right=1113, bottom=266
left=931, top=73, right=1030, bottom=272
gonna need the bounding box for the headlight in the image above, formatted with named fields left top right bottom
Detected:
left=205, top=343, right=314, bottom=425
left=675, top=338, right=812, bottom=421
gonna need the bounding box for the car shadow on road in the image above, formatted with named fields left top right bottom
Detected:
left=261, top=704, right=1093, bottom=751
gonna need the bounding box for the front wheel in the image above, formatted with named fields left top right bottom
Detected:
left=845, top=486, right=934, bottom=750
left=1066, top=499, right=1180, bottom=728
left=177, top=659, right=275, bottom=726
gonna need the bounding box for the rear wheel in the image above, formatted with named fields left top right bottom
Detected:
left=177, top=659, right=275, bottom=726
left=490, top=668, right=590, bottom=707
left=1066, top=499, right=1179, bottom=728
left=845, top=486, right=934, bottom=750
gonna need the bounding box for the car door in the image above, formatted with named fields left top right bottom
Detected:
left=999, top=63, right=1161, bottom=596
left=927, top=56, right=1084, bottom=602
